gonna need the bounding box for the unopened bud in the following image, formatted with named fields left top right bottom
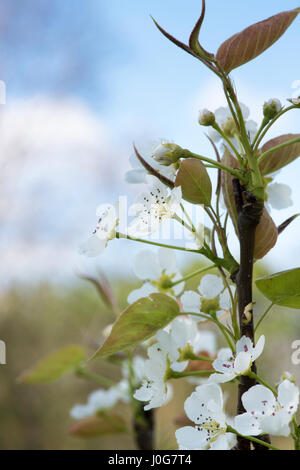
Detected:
left=152, top=142, right=183, bottom=166
left=198, top=109, right=215, bottom=127
left=263, top=99, right=282, bottom=121
left=292, top=96, right=300, bottom=106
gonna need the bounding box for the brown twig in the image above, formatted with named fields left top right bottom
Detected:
left=232, top=178, right=265, bottom=450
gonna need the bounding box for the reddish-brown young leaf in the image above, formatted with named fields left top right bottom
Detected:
left=254, top=208, right=278, bottom=259
left=216, top=8, right=300, bottom=73
left=259, top=134, right=300, bottom=175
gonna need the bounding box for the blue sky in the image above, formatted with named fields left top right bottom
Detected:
left=1, top=0, right=300, bottom=284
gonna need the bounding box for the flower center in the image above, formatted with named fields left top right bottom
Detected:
left=222, top=117, right=237, bottom=139
left=151, top=270, right=175, bottom=294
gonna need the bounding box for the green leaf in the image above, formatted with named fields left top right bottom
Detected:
left=19, top=345, right=85, bottom=384
left=92, top=293, right=180, bottom=359
left=69, top=414, right=127, bottom=438
left=256, top=268, right=300, bottom=308
left=175, top=158, right=212, bottom=205
left=259, top=134, right=300, bottom=175
left=216, top=8, right=299, bottom=73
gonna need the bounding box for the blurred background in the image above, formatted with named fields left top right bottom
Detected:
left=0, top=0, right=300, bottom=449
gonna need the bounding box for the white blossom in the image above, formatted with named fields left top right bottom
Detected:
left=209, top=104, right=257, bottom=149
left=128, top=176, right=182, bottom=237
left=181, top=274, right=235, bottom=320
left=70, top=356, right=145, bottom=419
left=175, top=383, right=236, bottom=450
left=156, top=316, right=216, bottom=372
left=208, top=335, right=265, bottom=384
left=127, top=248, right=184, bottom=304
left=79, top=203, right=118, bottom=257
left=70, top=383, right=128, bottom=420
left=125, top=140, right=177, bottom=184
left=267, top=182, right=293, bottom=210
left=234, top=380, right=299, bottom=437
left=292, top=97, right=300, bottom=105
left=133, top=344, right=173, bottom=411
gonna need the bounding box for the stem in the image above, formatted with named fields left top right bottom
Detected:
left=251, top=119, right=268, bottom=149
left=232, top=178, right=264, bottom=450
left=212, top=122, right=242, bottom=161
left=170, top=264, right=215, bottom=287
left=186, top=312, right=235, bottom=349
left=255, top=303, right=274, bottom=333
left=227, top=427, right=279, bottom=451
left=187, top=152, right=246, bottom=182
left=116, top=232, right=201, bottom=254
left=173, top=214, right=194, bottom=233
left=253, top=105, right=297, bottom=151
left=170, top=370, right=216, bottom=379
left=258, top=136, right=300, bottom=166
left=185, top=352, right=214, bottom=362
left=248, top=372, right=277, bottom=396
left=180, top=203, right=196, bottom=232
left=292, top=416, right=300, bottom=450
left=75, top=368, right=116, bottom=388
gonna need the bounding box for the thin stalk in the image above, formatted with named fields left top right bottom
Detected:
left=255, top=303, right=274, bottom=333
left=186, top=312, right=235, bottom=349
left=180, top=203, right=196, bottom=232
left=253, top=105, right=297, bottom=151
left=212, top=122, right=242, bottom=162
left=116, top=232, right=201, bottom=254
left=75, top=368, right=116, bottom=388
left=170, top=370, right=216, bottom=379
left=188, top=152, right=246, bottom=181
left=248, top=371, right=277, bottom=396
left=227, top=427, right=279, bottom=451
left=170, top=264, right=215, bottom=287
left=258, top=136, right=300, bottom=166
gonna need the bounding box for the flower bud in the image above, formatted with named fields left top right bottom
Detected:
left=263, top=98, right=282, bottom=120
left=292, top=96, right=300, bottom=106
left=198, top=109, right=215, bottom=127
left=152, top=142, right=183, bottom=166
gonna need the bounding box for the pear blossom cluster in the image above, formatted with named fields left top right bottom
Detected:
left=181, top=273, right=235, bottom=320
left=134, top=316, right=217, bottom=411
left=76, top=73, right=300, bottom=451
left=128, top=248, right=185, bottom=304
left=175, top=377, right=299, bottom=450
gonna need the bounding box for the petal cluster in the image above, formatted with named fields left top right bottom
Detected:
left=175, top=383, right=236, bottom=450
left=209, top=335, right=265, bottom=383
left=234, top=379, right=299, bottom=437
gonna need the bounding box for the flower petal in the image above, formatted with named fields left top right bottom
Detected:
left=242, top=384, right=276, bottom=415
left=198, top=274, right=223, bottom=299
left=158, top=247, right=177, bottom=274
left=175, top=426, right=207, bottom=450
left=181, top=291, right=201, bottom=314
left=127, top=283, right=157, bottom=304
left=278, top=379, right=299, bottom=411
left=234, top=413, right=262, bottom=436
left=79, top=234, right=106, bottom=257
left=234, top=352, right=251, bottom=375
left=133, top=250, right=161, bottom=280
left=267, top=183, right=293, bottom=210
